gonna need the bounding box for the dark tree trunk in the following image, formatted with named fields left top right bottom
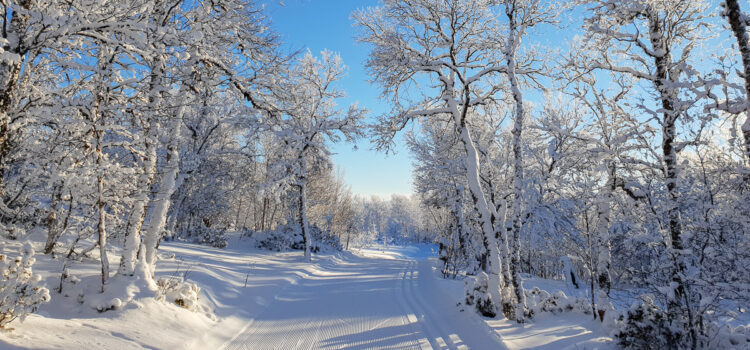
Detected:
left=724, top=0, right=750, bottom=175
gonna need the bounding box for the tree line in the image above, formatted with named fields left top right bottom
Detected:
left=354, top=0, right=750, bottom=348
left=0, top=0, right=438, bottom=318
left=0, top=0, right=749, bottom=348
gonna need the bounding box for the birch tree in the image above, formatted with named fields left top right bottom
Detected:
left=117, top=0, right=280, bottom=279
left=408, top=116, right=476, bottom=276
left=272, top=51, right=365, bottom=262
left=561, top=42, right=658, bottom=321
left=115, top=0, right=175, bottom=278
left=0, top=0, right=119, bottom=225
left=584, top=1, right=711, bottom=346
left=721, top=0, right=750, bottom=173
left=354, top=0, right=511, bottom=316
left=499, top=0, right=560, bottom=322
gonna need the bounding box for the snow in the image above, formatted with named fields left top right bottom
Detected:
left=487, top=314, right=614, bottom=350
left=428, top=265, right=615, bottom=350
left=1, top=1, right=748, bottom=349
left=0, top=235, right=615, bottom=349
left=355, top=243, right=439, bottom=260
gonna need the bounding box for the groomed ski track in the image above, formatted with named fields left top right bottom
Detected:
left=223, top=251, right=506, bottom=350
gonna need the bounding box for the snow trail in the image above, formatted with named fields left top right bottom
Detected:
left=223, top=253, right=504, bottom=350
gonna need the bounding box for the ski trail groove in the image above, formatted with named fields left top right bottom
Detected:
left=401, top=260, right=455, bottom=349
left=395, top=260, right=436, bottom=349
left=404, top=260, right=463, bottom=350
left=223, top=253, right=505, bottom=350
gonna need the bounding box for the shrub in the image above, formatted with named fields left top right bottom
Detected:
left=0, top=243, right=50, bottom=328
left=703, top=323, right=750, bottom=349
left=464, top=272, right=496, bottom=317
left=255, top=225, right=297, bottom=251
left=190, top=223, right=227, bottom=248
left=525, top=287, right=591, bottom=316
left=156, top=276, right=201, bottom=311
left=613, top=296, right=688, bottom=349
left=255, top=224, right=341, bottom=253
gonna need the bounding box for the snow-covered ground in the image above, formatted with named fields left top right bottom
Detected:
left=1, top=235, right=614, bottom=349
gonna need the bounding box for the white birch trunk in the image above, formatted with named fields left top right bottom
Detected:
left=496, top=200, right=514, bottom=313
left=453, top=185, right=466, bottom=274
left=142, top=106, right=184, bottom=269
left=506, top=29, right=527, bottom=324
left=91, top=47, right=110, bottom=292
left=166, top=170, right=189, bottom=236
left=119, top=53, right=167, bottom=275
left=441, top=71, right=504, bottom=314
left=95, top=123, right=109, bottom=292
left=118, top=140, right=156, bottom=276
left=648, top=12, right=697, bottom=348
left=454, top=114, right=503, bottom=313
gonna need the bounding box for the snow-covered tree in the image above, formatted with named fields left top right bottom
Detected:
left=584, top=0, right=713, bottom=346
left=0, top=243, right=50, bottom=329
left=560, top=43, right=655, bottom=321
left=270, top=50, right=365, bottom=261
left=408, top=116, right=477, bottom=276
left=354, top=0, right=513, bottom=317
left=720, top=0, right=750, bottom=174
left=499, top=0, right=561, bottom=323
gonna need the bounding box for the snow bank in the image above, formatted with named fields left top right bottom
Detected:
left=429, top=261, right=616, bottom=349
left=0, top=233, right=352, bottom=349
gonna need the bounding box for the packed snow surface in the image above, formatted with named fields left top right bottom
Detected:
left=0, top=237, right=612, bottom=349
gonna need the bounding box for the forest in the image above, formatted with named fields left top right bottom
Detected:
left=0, top=0, right=749, bottom=349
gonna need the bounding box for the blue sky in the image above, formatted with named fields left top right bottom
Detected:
left=259, top=1, right=608, bottom=199
left=263, top=0, right=415, bottom=198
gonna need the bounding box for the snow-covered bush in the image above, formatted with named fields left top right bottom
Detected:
left=156, top=277, right=201, bottom=311
left=255, top=225, right=297, bottom=252
left=2, top=226, right=25, bottom=241
left=612, top=297, right=750, bottom=349
left=190, top=223, right=228, bottom=248
left=613, top=296, right=689, bottom=349
left=81, top=259, right=159, bottom=313
left=703, top=323, right=750, bottom=349
left=464, top=272, right=495, bottom=317
left=525, top=287, right=591, bottom=317
left=255, top=224, right=341, bottom=253
left=302, top=225, right=342, bottom=253
left=0, top=243, right=50, bottom=328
